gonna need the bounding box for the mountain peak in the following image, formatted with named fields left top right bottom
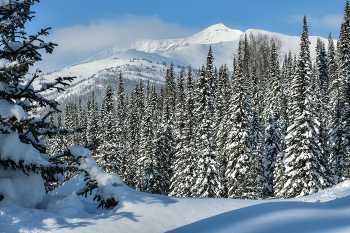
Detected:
left=84, top=24, right=243, bottom=61
left=205, top=23, right=229, bottom=31
left=191, top=24, right=242, bottom=43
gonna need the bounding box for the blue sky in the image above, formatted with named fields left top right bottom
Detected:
left=28, top=0, right=348, bottom=72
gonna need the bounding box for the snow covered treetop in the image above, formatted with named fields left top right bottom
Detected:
left=0, top=0, right=28, bottom=9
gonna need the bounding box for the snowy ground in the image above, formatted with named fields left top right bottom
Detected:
left=1, top=175, right=350, bottom=233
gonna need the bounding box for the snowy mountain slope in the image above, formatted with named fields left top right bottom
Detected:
left=1, top=176, right=350, bottom=233
left=36, top=24, right=334, bottom=106
left=83, top=23, right=243, bottom=63
left=35, top=49, right=187, bottom=105
left=83, top=25, right=330, bottom=68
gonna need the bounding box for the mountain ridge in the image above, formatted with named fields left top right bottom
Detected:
left=37, top=23, right=334, bottom=108
left=83, top=23, right=243, bottom=63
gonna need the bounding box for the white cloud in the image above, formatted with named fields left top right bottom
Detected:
left=284, top=14, right=343, bottom=28
left=322, top=14, right=343, bottom=28
left=35, top=16, right=196, bottom=73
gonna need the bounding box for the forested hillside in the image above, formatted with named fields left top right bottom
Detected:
left=46, top=1, right=350, bottom=200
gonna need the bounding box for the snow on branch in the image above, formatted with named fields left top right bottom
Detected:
left=49, top=146, right=121, bottom=210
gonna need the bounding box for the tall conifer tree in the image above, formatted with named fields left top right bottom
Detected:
left=281, top=16, right=332, bottom=198
left=192, top=47, right=221, bottom=198
left=223, top=42, right=255, bottom=199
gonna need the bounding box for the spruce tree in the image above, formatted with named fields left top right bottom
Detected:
left=124, top=88, right=140, bottom=189
left=0, top=0, right=118, bottom=209
left=192, top=47, right=221, bottom=198
left=158, top=66, right=177, bottom=194
left=115, top=71, right=127, bottom=178
left=263, top=111, right=282, bottom=198
left=329, top=97, right=346, bottom=183
left=64, top=102, right=74, bottom=146
left=165, top=62, right=177, bottom=115
left=222, top=41, right=255, bottom=199
left=250, top=107, right=265, bottom=199
left=340, top=74, right=350, bottom=180
left=281, top=16, right=332, bottom=198
left=49, top=113, right=64, bottom=156
left=139, top=85, right=157, bottom=193
left=174, top=70, right=186, bottom=142
left=337, top=0, right=350, bottom=101
left=316, top=38, right=329, bottom=93
left=170, top=66, right=198, bottom=197
left=95, top=85, right=119, bottom=174
left=46, top=115, right=56, bottom=156
left=86, top=91, right=100, bottom=156
left=263, top=41, right=281, bottom=124
left=215, top=64, right=230, bottom=131
left=313, top=49, right=333, bottom=185
left=328, top=33, right=338, bottom=103
left=154, top=97, right=174, bottom=195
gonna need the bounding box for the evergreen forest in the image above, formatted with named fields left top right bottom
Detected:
left=45, top=1, right=350, bottom=200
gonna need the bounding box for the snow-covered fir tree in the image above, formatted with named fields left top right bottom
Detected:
left=215, top=64, right=230, bottom=132
left=174, top=70, right=186, bottom=143
left=95, top=85, right=119, bottom=173
left=192, top=47, right=221, bottom=198
left=281, top=16, right=333, bottom=198
left=327, top=33, right=338, bottom=104
left=64, top=102, right=75, bottom=146
left=153, top=98, right=174, bottom=195
left=263, top=42, right=281, bottom=124
left=139, top=84, right=158, bottom=193
left=329, top=96, right=346, bottom=183
left=250, top=107, right=265, bottom=199
left=46, top=115, right=57, bottom=156
left=337, top=1, right=350, bottom=100
left=46, top=113, right=64, bottom=156
left=165, top=62, right=177, bottom=116
left=263, top=110, right=282, bottom=198
left=86, top=91, right=100, bottom=156
left=222, top=42, right=255, bottom=199
left=170, top=66, right=198, bottom=197
left=316, top=38, right=329, bottom=93
left=0, top=0, right=119, bottom=209
left=115, top=71, right=127, bottom=179
left=343, top=75, right=350, bottom=180
left=124, top=87, right=141, bottom=189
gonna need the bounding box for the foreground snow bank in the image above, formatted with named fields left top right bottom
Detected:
left=0, top=169, right=45, bottom=208
left=295, top=180, right=350, bottom=202
left=0, top=133, right=49, bottom=208
left=0, top=179, right=350, bottom=233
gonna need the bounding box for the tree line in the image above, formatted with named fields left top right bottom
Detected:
left=47, top=1, right=350, bottom=199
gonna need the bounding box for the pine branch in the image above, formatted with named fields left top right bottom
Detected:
left=35, top=76, right=75, bottom=93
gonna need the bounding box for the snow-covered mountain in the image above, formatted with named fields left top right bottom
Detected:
left=84, top=23, right=243, bottom=62
left=36, top=23, right=332, bottom=106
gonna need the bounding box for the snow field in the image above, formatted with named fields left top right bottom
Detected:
left=1, top=176, right=350, bottom=233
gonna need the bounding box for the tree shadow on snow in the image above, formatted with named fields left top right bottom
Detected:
left=167, top=196, right=350, bottom=233
left=116, top=183, right=179, bottom=207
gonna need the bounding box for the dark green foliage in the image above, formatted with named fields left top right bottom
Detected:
left=327, top=33, right=338, bottom=99
left=263, top=111, right=281, bottom=198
